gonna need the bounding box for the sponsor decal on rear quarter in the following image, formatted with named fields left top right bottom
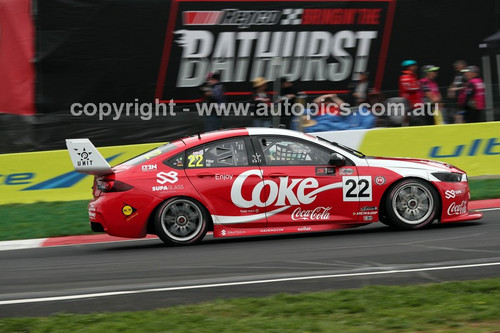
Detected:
left=156, top=171, right=178, bottom=184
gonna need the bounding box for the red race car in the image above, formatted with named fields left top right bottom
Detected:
left=67, top=128, right=482, bottom=245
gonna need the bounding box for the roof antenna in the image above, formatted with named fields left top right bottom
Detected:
left=197, top=132, right=201, bottom=140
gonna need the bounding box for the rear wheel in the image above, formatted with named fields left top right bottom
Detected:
left=155, top=198, right=208, bottom=245
left=385, top=179, right=439, bottom=230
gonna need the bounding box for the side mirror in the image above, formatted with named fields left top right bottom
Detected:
left=328, top=153, right=346, bottom=167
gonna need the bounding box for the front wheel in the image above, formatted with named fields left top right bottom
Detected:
left=385, top=179, right=440, bottom=230
left=155, top=198, right=208, bottom=245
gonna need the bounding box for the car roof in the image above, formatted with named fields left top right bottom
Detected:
left=177, top=128, right=249, bottom=149
left=177, top=127, right=319, bottom=150
left=246, top=127, right=319, bottom=141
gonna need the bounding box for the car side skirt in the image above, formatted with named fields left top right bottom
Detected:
left=212, top=222, right=369, bottom=238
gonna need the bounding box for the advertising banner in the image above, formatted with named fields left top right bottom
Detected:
left=0, top=142, right=162, bottom=205
left=315, top=122, right=500, bottom=177
left=31, top=0, right=496, bottom=151
left=156, top=0, right=396, bottom=102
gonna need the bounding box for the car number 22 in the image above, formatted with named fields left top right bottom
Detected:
left=187, top=154, right=203, bottom=168
left=343, top=176, right=373, bottom=202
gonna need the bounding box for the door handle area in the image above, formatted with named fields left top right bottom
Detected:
left=269, top=173, right=287, bottom=178
left=196, top=172, right=215, bottom=178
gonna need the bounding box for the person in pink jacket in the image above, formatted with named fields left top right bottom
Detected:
left=458, top=66, right=485, bottom=123
left=419, top=65, right=442, bottom=125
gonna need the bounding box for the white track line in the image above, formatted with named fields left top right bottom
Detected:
left=477, top=207, right=500, bottom=212
left=1, top=261, right=500, bottom=306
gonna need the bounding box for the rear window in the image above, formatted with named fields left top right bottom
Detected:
left=118, top=143, right=178, bottom=166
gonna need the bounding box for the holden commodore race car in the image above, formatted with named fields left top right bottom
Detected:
left=66, top=128, right=482, bottom=246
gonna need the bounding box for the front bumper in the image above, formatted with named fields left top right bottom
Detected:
left=442, top=210, right=483, bottom=223
left=436, top=180, right=482, bottom=223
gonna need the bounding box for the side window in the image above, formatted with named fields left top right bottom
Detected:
left=164, top=153, right=184, bottom=169
left=257, top=136, right=331, bottom=166
left=185, top=139, right=249, bottom=168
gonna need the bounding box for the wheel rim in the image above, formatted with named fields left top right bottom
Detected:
left=160, top=199, right=203, bottom=242
left=392, top=183, right=434, bottom=225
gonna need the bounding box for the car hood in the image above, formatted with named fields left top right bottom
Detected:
left=366, top=156, right=463, bottom=173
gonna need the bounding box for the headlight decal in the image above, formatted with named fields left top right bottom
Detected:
left=431, top=172, right=463, bottom=182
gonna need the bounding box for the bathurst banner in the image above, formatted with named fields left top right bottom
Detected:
left=34, top=0, right=493, bottom=116
left=29, top=0, right=497, bottom=152
left=156, top=0, right=396, bottom=102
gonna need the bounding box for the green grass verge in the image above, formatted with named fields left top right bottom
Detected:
left=468, top=178, right=500, bottom=201
left=0, top=200, right=93, bottom=241
left=1, top=278, right=500, bottom=332
left=0, top=179, right=498, bottom=242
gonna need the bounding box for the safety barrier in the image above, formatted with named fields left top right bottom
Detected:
left=315, top=122, right=500, bottom=177
left=0, top=142, right=162, bottom=205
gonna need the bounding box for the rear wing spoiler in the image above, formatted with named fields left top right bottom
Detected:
left=66, top=139, right=114, bottom=175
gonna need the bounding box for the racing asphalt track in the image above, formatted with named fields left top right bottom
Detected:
left=1, top=209, right=500, bottom=318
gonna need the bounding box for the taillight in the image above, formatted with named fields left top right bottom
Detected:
left=97, top=179, right=133, bottom=192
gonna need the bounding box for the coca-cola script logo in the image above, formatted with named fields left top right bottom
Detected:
left=230, top=170, right=341, bottom=208
left=447, top=201, right=467, bottom=216
left=292, top=207, right=331, bottom=221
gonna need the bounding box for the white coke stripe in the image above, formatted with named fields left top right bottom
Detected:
left=1, top=261, right=500, bottom=305
left=0, top=238, right=46, bottom=252
left=212, top=206, right=289, bottom=225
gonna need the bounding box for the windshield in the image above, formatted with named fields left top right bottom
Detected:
left=118, top=142, right=178, bottom=166
left=316, top=136, right=366, bottom=158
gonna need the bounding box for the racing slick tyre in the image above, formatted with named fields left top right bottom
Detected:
left=155, top=198, right=208, bottom=245
left=385, top=179, right=440, bottom=230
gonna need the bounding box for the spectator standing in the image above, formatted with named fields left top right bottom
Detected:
left=447, top=60, right=467, bottom=123
left=420, top=65, right=442, bottom=125
left=399, top=60, right=424, bottom=126
left=448, top=60, right=468, bottom=98
left=252, top=77, right=272, bottom=127
left=349, top=71, right=370, bottom=105
left=459, top=66, right=485, bottom=123
left=201, top=72, right=225, bottom=131
left=278, top=77, right=299, bottom=128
